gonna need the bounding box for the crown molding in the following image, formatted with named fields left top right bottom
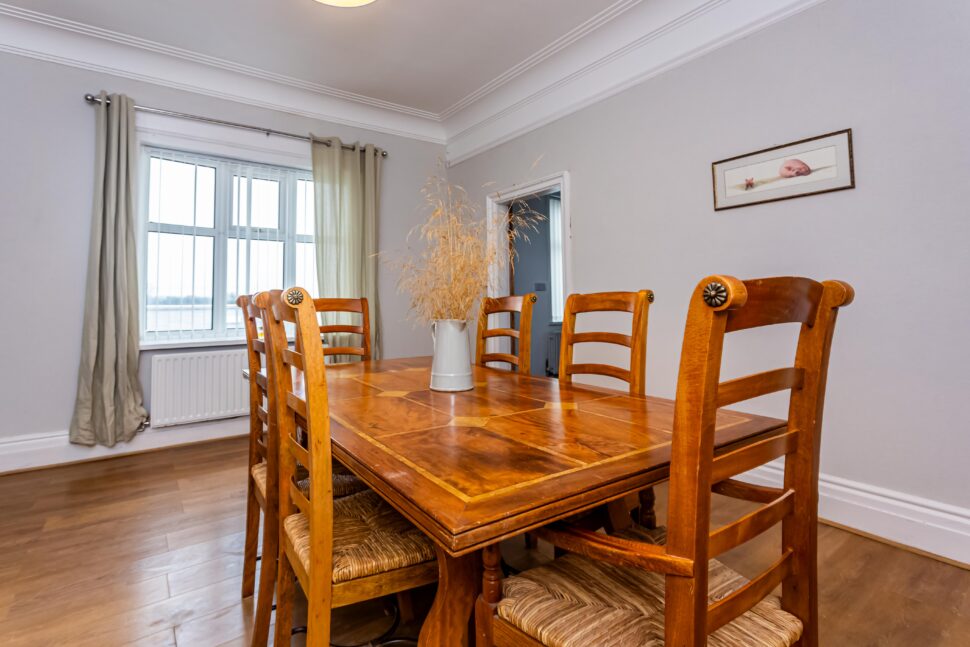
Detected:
left=438, top=0, right=643, bottom=120
left=444, top=0, right=828, bottom=165
left=0, top=0, right=826, bottom=161
left=0, top=3, right=446, bottom=144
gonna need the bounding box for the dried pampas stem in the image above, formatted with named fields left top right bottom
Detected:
left=394, top=174, right=542, bottom=324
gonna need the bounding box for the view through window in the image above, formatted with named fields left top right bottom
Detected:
left=142, top=147, right=316, bottom=344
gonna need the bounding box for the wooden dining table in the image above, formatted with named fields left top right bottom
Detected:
left=312, top=356, right=787, bottom=646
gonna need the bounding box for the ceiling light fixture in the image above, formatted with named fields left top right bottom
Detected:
left=314, top=0, right=377, bottom=7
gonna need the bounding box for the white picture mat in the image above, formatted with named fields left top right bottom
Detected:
left=714, top=131, right=852, bottom=209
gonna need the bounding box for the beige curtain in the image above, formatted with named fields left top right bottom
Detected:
left=310, top=136, right=382, bottom=359
left=70, top=92, right=148, bottom=446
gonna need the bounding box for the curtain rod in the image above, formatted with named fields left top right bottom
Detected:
left=83, top=93, right=387, bottom=157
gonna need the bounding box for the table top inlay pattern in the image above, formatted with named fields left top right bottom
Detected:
left=320, top=358, right=786, bottom=554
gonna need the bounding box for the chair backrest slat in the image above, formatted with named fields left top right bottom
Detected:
left=706, top=550, right=794, bottom=634
left=711, top=478, right=784, bottom=503
left=663, top=274, right=853, bottom=645
left=569, top=331, right=632, bottom=347
left=559, top=290, right=653, bottom=394
left=320, top=324, right=366, bottom=335
left=475, top=294, right=536, bottom=373
left=716, top=367, right=804, bottom=408
left=724, top=277, right=823, bottom=333
left=482, top=327, right=520, bottom=340
left=709, top=429, right=799, bottom=484
left=708, top=490, right=794, bottom=558
left=480, top=352, right=519, bottom=366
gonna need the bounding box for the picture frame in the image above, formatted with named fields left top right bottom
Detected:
left=711, top=129, right=855, bottom=211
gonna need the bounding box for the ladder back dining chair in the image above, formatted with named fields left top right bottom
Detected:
left=240, top=292, right=371, bottom=646
left=476, top=294, right=537, bottom=374
left=477, top=275, right=853, bottom=647
left=559, top=290, right=653, bottom=394
left=315, top=297, right=372, bottom=361
left=264, top=287, right=439, bottom=647
left=559, top=289, right=657, bottom=528
left=237, top=294, right=281, bottom=647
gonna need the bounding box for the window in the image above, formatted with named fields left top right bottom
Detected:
left=548, top=195, right=565, bottom=323
left=141, top=147, right=316, bottom=345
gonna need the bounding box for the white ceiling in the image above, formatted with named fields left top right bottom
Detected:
left=0, top=0, right=824, bottom=160
left=4, top=0, right=619, bottom=114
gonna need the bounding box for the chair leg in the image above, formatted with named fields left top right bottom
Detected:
left=638, top=487, right=658, bottom=529
left=475, top=544, right=502, bottom=647
left=396, top=591, right=416, bottom=624
left=524, top=532, right=538, bottom=550
left=242, top=479, right=261, bottom=599
left=306, top=591, right=330, bottom=647
left=604, top=498, right=633, bottom=534
left=273, top=554, right=296, bottom=647
left=251, top=508, right=278, bottom=647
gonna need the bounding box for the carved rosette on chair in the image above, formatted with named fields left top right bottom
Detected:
left=430, top=319, right=474, bottom=391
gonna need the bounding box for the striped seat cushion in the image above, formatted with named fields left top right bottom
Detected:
left=251, top=461, right=367, bottom=501
left=282, top=489, right=436, bottom=583
left=497, top=524, right=802, bottom=646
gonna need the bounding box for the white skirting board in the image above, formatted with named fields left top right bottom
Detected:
left=0, top=417, right=248, bottom=475
left=741, top=462, right=970, bottom=566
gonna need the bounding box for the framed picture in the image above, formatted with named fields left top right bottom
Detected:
left=712, top=129, right=854, bottom=211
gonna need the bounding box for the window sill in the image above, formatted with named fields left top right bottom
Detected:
left=140, top=337, right=247, bottom=351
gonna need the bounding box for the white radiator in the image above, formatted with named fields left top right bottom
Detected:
left=546, top=331, right=562, bottom=377
left=150, top=349, right=249, bottom=428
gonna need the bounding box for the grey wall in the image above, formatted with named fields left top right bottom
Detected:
left=449, top=0, right=970, bottom=507
left=0, top=53, right=442, bottom=440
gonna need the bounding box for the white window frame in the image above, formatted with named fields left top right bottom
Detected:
left=139, top=146, right=314, bottom=348
left=547, top=194, right=564, bottom=324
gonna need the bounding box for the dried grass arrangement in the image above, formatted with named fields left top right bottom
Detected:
left=396, top=175, right=542, bottom=323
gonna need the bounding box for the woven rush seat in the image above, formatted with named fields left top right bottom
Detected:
left=332, top=461, right=369, bottom=497
left=251, top=461, right=367, bottom=500
left=496, top=524, right=803, bottom=647
left=283, top=489, right=436, bottom=583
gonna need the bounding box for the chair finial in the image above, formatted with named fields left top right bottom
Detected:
left=702, top=282, right=728, bottom=308
left=285, top=288, right=304, bottom=306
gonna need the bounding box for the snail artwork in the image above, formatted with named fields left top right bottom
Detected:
left=712, top=129, right=855, bottom=210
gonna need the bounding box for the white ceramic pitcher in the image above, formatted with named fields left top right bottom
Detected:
left=429, top=319, right=474, bottom=392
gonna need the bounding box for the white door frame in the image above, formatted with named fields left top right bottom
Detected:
left=485, top=171, right=572, bottom=300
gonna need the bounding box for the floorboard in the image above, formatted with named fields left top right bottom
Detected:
left=0, top=436, right=966, bottom=645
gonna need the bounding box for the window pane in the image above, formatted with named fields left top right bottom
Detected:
left=548, top=196, right=564, bottom=323
left=146, top=232, right=214, bottom=332
left=295, top=242, right=318, bottom=297
left=148, top=157, right=215, bottom=228
left=195, top=166, right=215, bottom=228
left=251, top=178, right=280, bottom=229
left=231, top=177, right=279, bottom=229
left=250, top=240, right=284, bottom=291
left=296, top=179, right=315, bottom=236
left=225, top=238, right=248, bottom=330
left=231, top=176, right=248, bottom=227
left=225, top=239, right=284, bottom=329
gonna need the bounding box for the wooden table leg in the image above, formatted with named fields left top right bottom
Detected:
left=419, top=546, right=482, bottom=647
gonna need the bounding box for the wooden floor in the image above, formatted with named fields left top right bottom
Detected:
left=0, top=437, right=967, bottom=646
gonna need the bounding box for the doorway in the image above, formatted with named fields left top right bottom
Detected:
left=486, top=172, right=571, bottom=377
